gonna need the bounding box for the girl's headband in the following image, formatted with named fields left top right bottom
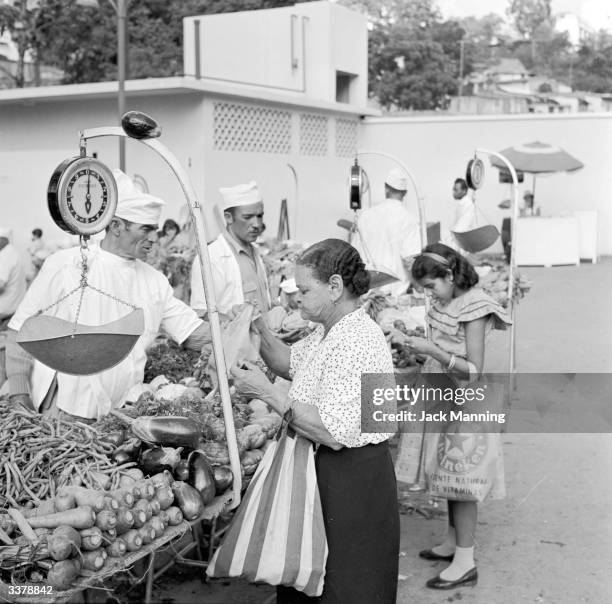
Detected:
left=420, top=252, right=450, bottom=266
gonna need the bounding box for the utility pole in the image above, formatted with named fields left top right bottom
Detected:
left=459, top=38, right=465, bottom=97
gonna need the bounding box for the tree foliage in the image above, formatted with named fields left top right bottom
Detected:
left=1, top=0, right=611, bottom=106
left=507, top=0, right=553, bottom=39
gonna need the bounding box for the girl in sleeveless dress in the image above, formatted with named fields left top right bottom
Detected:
left=392, top=243, right=511, bottom=590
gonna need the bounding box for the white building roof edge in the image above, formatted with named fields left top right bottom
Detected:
left=365, top=112, right=612, bottom=125
left=0, top=76, right=379, bottom=116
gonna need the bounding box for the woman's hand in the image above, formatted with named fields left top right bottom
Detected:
left=230, top=360, right=272, bottom=400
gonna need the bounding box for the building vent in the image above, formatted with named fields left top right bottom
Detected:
left=299, top=114, right=328, bottom=156
left=213, top=101, right=292, bottom=153
left=335, top=118, right=358, bottom=157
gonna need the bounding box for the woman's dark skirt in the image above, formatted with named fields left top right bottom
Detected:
left=277, top=440, right=400, bottom=604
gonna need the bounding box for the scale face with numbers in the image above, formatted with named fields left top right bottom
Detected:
left=48, top=156, right=118, bottom=236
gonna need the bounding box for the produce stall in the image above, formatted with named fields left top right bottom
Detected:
left=0, top=323, right=282, bottom=602
left=0, top=112, right=261, bottom=603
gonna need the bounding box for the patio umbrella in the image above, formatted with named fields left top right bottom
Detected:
left=490, top=141, right=584, bottom=198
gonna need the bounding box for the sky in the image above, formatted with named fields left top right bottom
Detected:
left=437, top=0, right=612, bottom=32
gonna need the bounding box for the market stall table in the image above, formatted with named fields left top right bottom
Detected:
left=514, top=216, right=580, bottom=267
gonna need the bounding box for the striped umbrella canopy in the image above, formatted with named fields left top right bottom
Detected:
left=490, top=141, right=584, bottom=174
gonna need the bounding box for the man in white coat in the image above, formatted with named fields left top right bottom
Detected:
left=190, top=181, right=271, bottom=316
left=5, top=171, right=212, bottom=420
left=353, top=169, right=421, bottom=296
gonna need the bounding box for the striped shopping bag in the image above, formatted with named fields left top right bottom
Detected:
left=206, top=424, right=328, bottom=596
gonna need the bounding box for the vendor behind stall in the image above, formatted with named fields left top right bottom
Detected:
left=5, top=171, right=212, bottom=421
left=352, top=168, right=420, bottom=297
left=190, top=181, right=271, bottom=316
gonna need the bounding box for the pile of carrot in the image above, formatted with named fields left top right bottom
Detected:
left=0, top=400, right=133, bottom=507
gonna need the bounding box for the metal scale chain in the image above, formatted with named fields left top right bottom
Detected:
left=35, top=236, right=139, bottom=337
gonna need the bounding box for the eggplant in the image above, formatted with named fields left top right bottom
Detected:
left=112, top=437, right=142, bottom=463
left=187, top=450, right=216, bottom=506
left=104, top=430, right=126, bottom=448
left=110, top=410, right=201, bottom=448
left=171, top=482, right=203, bottom=521
left=139, top=446, right=183, bottom=475
left=174, top=460, right=190, bottom=481
left=212, top=465, right=234, bottom=494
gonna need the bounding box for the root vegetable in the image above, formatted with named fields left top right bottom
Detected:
left=47, top=559, right=79, bottom=591
left=149, top=516, right=166, bottom=538
left=150, top=471, right=174, bottom=488
left=102, top=497, right=119, bottom=511
left=57, top=487, right=106, bottom=512
left=7, top=508, right=38, bottom=542
left=149, top=500, right=161, bottom=516
left=94, top=510, right=117, bottom=531
left=154, top=486, right=174, bottom=510
left=122, top=529, right=143, bottom=551
left=164, top=506, right=183, bottom=526
left=133, top=499, right=153, bottom=520
left=22, top=500, right=56, bottom=518
left=133, top=480, right=155, bottom=500
left=54, top=493, right=77, bottom=513
left=80, top=549, right=107, bottom=571
left=49, top=526, right=81, bottom=558
left=138, top=524, right=156, bottom=544
left=102, top=528, right=117, bottom=541
left=47, top=534, right=75, bottom=561
left=89, top=471, right=112, bottom=490
left=115, top=508, right=134, bottom=535
left=106, top=538, right=127, bottom=557
left=107, top=489, right=135, bottom=508
left=149, top=516, right=165, bottom=538
left=80, top=527, right=103, bottom=550
left=132, top=508, right=147, bottom=529
left=26, top=506, right=95, bottom=530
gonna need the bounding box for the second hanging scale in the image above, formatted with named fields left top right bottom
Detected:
left=17, top=142, right=146, bottom=375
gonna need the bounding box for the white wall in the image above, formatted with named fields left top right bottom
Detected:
left=183, top=1, right=368, bottom=107
left=359, top=113, right=612, bottom=255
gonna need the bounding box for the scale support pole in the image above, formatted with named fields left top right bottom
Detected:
left=356, top=150, right=427, bottom=250
left=475, top=148, right=519, bottom=391
left=80, top=126, right=243, bottom=508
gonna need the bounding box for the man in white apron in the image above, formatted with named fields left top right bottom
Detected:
left=190, top=181, right=271, bottom=316
left=353, top=168, right=421, bottom=297
left=5, top=171, right=211, bottom=421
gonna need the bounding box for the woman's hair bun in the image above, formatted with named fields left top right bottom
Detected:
left=351, top=262, right=370, bottom=296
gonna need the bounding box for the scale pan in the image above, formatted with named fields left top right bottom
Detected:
left=368, top=269, right=399, bottom=289
left=16, top=309, right=144, bottom=375
left=452, top=225, right=500, bottom=253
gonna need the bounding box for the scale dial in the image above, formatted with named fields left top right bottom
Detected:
left=48, top=157, right=118, bottom=236
left=466, top=158, right=485, bottom=190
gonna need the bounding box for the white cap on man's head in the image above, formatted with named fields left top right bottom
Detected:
left=279, top=278, right=299, bottom=294
left=0, top=227, right=11, bottom=240
left=385, top=168, right=408, bottom=192
left=113, top=169, right=165, bottom=226
left=220, top=181, right=263, bottom=211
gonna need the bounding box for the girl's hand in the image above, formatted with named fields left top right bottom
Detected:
left=230, top=360, right=272, bottom=399
left=402, top=336, right=433, bottom=356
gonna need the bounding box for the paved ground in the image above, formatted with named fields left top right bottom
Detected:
left=149, top=259, right=612, bottom=604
